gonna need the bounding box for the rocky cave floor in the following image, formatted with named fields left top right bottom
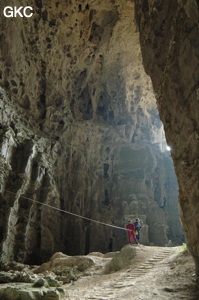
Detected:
left=0, top=244, right=199, bottom=300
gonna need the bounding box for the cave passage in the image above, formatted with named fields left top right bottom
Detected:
left=0, top=0, right=186, bottom=264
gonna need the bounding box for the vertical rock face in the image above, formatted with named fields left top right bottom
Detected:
left=134, top=0, right=199, bottom=275
left=0, top=0, right=183, bottom=263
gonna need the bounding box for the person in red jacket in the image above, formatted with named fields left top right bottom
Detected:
left=126, top=220, right=138, bottom=244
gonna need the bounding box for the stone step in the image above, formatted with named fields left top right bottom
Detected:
left=130, top=271, right=148, bottom=274
left=141, top=261, right=156, bottom=264
left=155, top=254, right=170, bottom=256
left=113, top=283, right=134, bottom=288
left=85, top=296, right=110, bottom=300
left=148, top=258, right=163, bottom=261
left=125, top=276, right=141, bottom=279
left=138, top=265, right=153, bottom=268
left=132, top=269, right=150, bottom=273
left=149, top=256, right=168, bottom=260
left=85, top=250, right=178, bottom=299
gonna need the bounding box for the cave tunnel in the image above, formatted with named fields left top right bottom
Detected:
left=0, top=0, right=198, bottom=281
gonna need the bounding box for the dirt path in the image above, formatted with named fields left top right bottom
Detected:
left=64, top=245, right=198, bottom=300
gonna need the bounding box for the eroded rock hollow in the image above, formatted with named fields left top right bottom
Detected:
left=0, top=0, right=185, bottom=265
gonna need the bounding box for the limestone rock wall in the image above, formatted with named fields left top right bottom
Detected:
left=0, top=88, right=61, bottom=264
left=134, top=0, right=199, bottom=275
left=0, top=0, right=183, bottom=263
